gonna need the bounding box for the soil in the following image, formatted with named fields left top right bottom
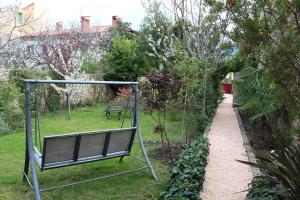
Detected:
left=238, top=110, right=274, bottom=152
left=147, top=142, right=183, bottom=166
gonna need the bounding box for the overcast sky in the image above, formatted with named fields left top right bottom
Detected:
left=3, top=0, right=147, bottom=30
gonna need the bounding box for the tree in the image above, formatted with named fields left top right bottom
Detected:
left=140, top=72, right=180, bottom=160
left=142, top=0, right=229, bottom=140
left=211, top=0, right=300, bottom=142
left=103, top=36, right=142, bottom=81
left=101, top=20, right=137, bottom=54
left=138, top=2, right=176, bottom=72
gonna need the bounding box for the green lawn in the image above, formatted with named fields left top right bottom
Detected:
left=0, top=105, right=182, bottom=200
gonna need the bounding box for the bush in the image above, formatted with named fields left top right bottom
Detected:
left=0, top=118, right=9, bottom=135
left=161, top=136, right=209, bottom=200
left=9, top=68, right=48, bottom=92
left=103, top=36, right=144, bottom=81
left=82, top=59, right=101, bottom=74
left=234, top=67, right=292, bottom=149
left=0, top=82, right=23, bottom=131
left=247, top=178, right=287, bottom=200
left=47, top=87, right=61, bottom=112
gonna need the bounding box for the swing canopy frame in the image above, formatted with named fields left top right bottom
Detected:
left=23, top=79, right=158, bottom=200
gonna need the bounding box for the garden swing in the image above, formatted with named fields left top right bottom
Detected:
left=23, top=79, right=158, bottom=200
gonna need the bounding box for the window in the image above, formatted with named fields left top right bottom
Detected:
left=17, top=13, right=23, bottom=23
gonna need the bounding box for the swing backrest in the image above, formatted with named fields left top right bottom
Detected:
left=40, top=128, right=136, bottom=170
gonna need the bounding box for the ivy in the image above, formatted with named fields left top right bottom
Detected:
left=161, top=136, right=209, bottom=200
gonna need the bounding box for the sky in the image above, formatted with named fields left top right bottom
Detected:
left=3, top=0, right=147, bottom=30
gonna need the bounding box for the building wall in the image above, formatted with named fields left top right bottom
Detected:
left=0, top=8, right=20, bottom=39
left=0, top=2, right=48, bottom=40
left=20, top=3, right=49, bottom=34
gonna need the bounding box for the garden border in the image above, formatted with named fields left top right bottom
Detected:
left=234, top=107, right=260, bottom=176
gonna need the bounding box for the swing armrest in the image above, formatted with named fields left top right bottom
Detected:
left=34, top=147, right=42, bottom=158
left=33, top=147, right=42, bottom=169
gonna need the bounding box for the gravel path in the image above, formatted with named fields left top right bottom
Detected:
left=200, top=94, right=252, bottom=200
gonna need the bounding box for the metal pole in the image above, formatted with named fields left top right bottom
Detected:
left=23, top=131, right=29, bottom=181
left=25, top=82, right=41, bottom=200
left=133, top=85, right=158, bottom=181
left=40, top=166, right=148, bottom=192
left=130, top=95, right=133, bottom=127
left=67, top=92, right=71, bottom=120
left=24, top=79, right=139, bottom=85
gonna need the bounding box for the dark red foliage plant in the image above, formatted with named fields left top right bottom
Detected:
left=140, top=72, right=180, bottom=160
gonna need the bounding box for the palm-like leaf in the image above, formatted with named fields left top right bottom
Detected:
left=237, top=142, right=300, bottom=200
left=234, top=67, right=283, bottom=122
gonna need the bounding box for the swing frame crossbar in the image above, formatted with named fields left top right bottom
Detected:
left=23, top=79, right=158, bottom=200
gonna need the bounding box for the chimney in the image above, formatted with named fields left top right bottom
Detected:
left=55, top=22, right=63, bottom=32
left=80, top=16, right=90, bottom=32
left=112, top=16, right=120, bottom=27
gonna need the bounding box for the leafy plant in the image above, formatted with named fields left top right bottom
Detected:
left=82, top=58, right=101, bottom=74
left=247, top=177, right=287, bottom=200
left=161, top=136, right=209, bottom=200
left=238, top=142, right=300, bottom=200
left=234, top=67, right=292, bottom=148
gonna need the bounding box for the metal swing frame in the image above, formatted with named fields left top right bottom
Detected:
left=23, top=79, right=158, bottom=200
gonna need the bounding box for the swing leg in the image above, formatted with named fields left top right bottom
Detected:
left=119, top=156, right=124, bottom=162
left=133, top=86, right=158, bottom=181
left=23, top=137, right=29, bottom=181
left=137, top=128, right=158, bottom=181
left=105, top=111, right=110, bottom=119
left=25, top=82, right=41, bottom=200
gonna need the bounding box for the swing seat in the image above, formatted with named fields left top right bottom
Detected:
left=33, top=128, right=136, bottom=171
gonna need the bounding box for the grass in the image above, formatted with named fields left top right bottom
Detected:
left=0, top=104, right=182, bottom=200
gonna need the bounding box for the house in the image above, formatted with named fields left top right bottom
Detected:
left=0, top=2, right=48, bottom=39
left=39, top=15, right=122, bottom=36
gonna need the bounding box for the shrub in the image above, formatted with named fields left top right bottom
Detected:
left=0, top=82, right=23, bottom=131
left=82, top=59, right=101, bottom=74
left=247, top=178, right=287, bottom=200
left=9, top=68, right=48, bottom=92
left=0, top=118, right=9, bottom=135
left=103, top=36, right=143, bottom=81
left=161, top=136, right=209, bottom=200
left=47, top=87, right=61, bottom=112
left=234, top=67, right=292, bottom=148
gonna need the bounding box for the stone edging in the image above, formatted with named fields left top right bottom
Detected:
left=234, top=107, right=261, bottom=177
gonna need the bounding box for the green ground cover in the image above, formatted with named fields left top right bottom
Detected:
left=0, top=104, right=182, bottom=200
